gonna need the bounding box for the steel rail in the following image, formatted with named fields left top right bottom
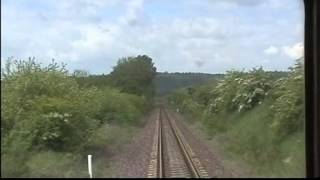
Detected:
left=148, top=107, right=208, bottom=178
left=162, top=108, right=205, bottom=178
left=147, top=109, right=163, bottom=178
left=158, top=108, right=163, bottom=178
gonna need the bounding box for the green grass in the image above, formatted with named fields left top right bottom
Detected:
left=1, top=124, right=139, bottom=178
left=215, top=102, right=304, bottom=177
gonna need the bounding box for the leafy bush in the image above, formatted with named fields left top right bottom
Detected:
left=1, top=57, right=152, bottom=177
left=91, top=87, right=147, bottom=125
left=269, top=58, right=304, bottom=138
left=207, top=68, right=272, bottom=113
left=1, top=58, right=99, bottom=152
left=168, top=59, right=305, bottom=176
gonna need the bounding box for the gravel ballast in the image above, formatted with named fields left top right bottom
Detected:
left=109, top=108, right=239, bottom=178
left=109, top=109, right=159, bottom=178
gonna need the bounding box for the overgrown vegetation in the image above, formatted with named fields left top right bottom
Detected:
left=1, top=55, right=156, bottom=177
left=168, top=58, right=305, bottom=177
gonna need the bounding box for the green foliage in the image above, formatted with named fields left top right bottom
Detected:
left=92, top=87, right=147, bottom=125
left=169, top=61, right=303, bottom=139
left=1, top=57, right=154, bottom=177
left=168, top=59, right=304, bottom=177
left=1, top=152, right=30, bottom=177
left=219, top=102, right=305, bottom=177
left=25, top=151, right=86, bottom=178
left=269, top=58, right=305, bottom=139
left=1, top=58, right=99, bottom=152
left=207, top=68, right=272, bottom=113
left=110, top=55, right=157, bottom=97
left=192, top=84, right=217, bottom=106
left=75, top=74, right=112, bottom=88
left=84, top=123, right=137, bottom=155
left=72, top=69, right=89, bottom=77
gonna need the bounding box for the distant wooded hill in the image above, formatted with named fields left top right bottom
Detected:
left=154, top=72, right=224, bottom=96
left=75, top=71, right=289, bottom=97
left=75, top=72, right=224, bottom=96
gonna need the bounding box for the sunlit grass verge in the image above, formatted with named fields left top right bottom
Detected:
left=1, top=122, right=140, bottom=178
left=212, top=101, right=305, bottom=177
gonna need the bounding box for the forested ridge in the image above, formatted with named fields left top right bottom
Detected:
left=154, top=72, right=224, bottom=96
left=74, top=70, right=288, bottom=98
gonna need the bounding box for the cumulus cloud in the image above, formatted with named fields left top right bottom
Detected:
left=119, top=0, right=145, bottom=26
left=281, top=42, right=304, bottom=59
left=264, top=46, right=279, bottom=55
left=1, top=0, right=304, bottom=73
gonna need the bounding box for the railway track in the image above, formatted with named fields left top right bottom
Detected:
left=148, top=107, right=209, bottom=178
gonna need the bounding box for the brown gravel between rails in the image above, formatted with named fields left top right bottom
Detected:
left=167, top=109, right=237, bottom=178
left=108, top=107, right=247, bottom=178
left=109, top=109, right=159, bottom=178
left=162, top=109, right=192, bottom=178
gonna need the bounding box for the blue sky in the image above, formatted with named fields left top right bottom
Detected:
left=1, top=0, right=304, bottom=74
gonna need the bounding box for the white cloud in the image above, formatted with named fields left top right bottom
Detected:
left=264, top=46, right=279, bottom=55
left=57, top=0, right=118, bottom=16
left=1, top=0, right=304, bottom=73
left=281, top=42, right=304, bottom=59
left=72, top=25, right=116, bottom=52
left=119, top=0, right=145, bottom=26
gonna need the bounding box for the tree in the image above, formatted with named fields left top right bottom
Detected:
left=110, top=55, right=157, bottom=97
left=72, top=69, right=89, bottom=77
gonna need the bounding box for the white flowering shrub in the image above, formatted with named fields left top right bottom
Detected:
left=206, top=68, right=272, bottom=113
left=169, top=59, right=304, bottom=139
left=168, top=58, right=305, bottom=175
left=269, top=58, right=304, bottom=138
